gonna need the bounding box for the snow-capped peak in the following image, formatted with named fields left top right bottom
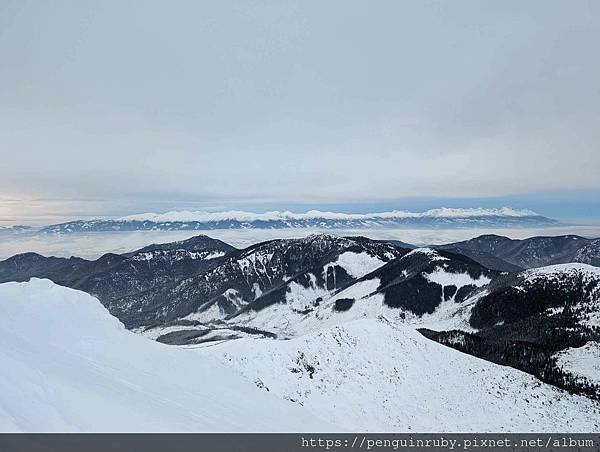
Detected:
left=525, top=263, right=600, bottom=277
left=118, top=207, right=540, bottom=223
left=523, top=263, right=600, bottom=283
left=403, top=247, right=450, bottom=261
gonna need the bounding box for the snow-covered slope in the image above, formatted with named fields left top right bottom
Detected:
left=471, top=263, right=600, bottom=331
left=233, top=248, right=490, bottom=338
left=117, top=234, right=404, bottom=332
left=0, top=279, right=331, bottom=432
left=557, top=342, right=600, bottom=386
left=522, top=262, right=600, bottom=280
left=138, top=246, right=495, bottom=341
left=202, top=317, right=600, bottom=432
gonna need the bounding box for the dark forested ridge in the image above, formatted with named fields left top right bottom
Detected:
left=353, top=248, right=498, bottom=315
left=420, top=328, right=600, bottom=400
left=436, top=234, right=600, bottom=269
left=112, top=234, right=407, bottom=328
left=0, top=235, right=236, bottom=309
left=419, top=264, right=600, bottom=399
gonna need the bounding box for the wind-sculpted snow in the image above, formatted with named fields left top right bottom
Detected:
left=3, top=231, right=599, bottom=400
left=203, top=317, right=600, bottom=432
left=0, top=279, right=331, bottom=432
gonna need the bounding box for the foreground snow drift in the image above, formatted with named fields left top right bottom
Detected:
left=0, top=279, right=331, bottom=432
left=202, top=317, right=600, bottom=432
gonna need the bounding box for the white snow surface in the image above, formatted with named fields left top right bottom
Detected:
left=280, top=279, right=389, bottom=337
left=415, top=291, right=485, bottom=333
left=557, top=342, right=600, bottom=386
left=327, top=251, right=384, bottom=278
left=285, top=275, right=331, bottom=313
left=182, top=301, right=226, bottom=323
left=0, top=279, right=332, bottom=432
left=523, top=263, right=600, bottom=281
left=404, top=247, right=449, bottom=261
left=119, top=207, right=539, bottom=223
left=522, top=264, right=600, bottom=328
left=232, top=252, right=386, bottom=335
left=424, top=268, right=491, bottom=289
left=130, top=249, right=225, bottom=261
left=233, top=267, right=486, bottom=338
left=203, top=317, right=600, bottom=432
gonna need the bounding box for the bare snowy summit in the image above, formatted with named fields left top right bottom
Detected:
left=119, top=207, right=541, bottom=222
left=34, top=207, right=557, bottom=234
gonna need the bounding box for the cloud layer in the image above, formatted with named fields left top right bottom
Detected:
left=0, top=1, right=599, bottom=221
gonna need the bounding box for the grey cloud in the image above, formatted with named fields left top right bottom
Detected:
left=0, top=0, right=599, bottom=221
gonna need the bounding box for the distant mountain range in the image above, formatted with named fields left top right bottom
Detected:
left=1, top=208, right=559, bottom=234
left=0, top=225, right=33, bottom=234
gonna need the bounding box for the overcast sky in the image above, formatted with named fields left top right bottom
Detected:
left=1, top=0, right=599, bottom=224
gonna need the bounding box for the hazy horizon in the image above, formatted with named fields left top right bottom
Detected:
left=3, top=224, right=600, bottom=261
left=2, top=199, right=600, bottom=227
left=1, top=1, right=599, bottom=223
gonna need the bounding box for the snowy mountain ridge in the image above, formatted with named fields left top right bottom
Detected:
left=206, top=316, right=600, bottom=432
left=120, top=207, right=540, bottom=222
left=435, top=234, right=600, bottom=269
left=34, top=207, right=557, bottom=234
